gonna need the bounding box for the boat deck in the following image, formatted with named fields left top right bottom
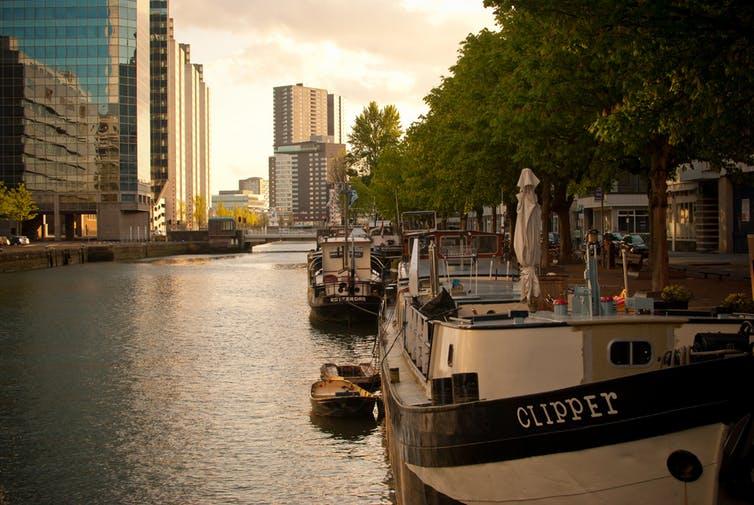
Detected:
left=381, top=307, right=431, bottom=407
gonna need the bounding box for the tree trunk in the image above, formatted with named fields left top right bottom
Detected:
left=556, top=207, right=573, bottom=262
left=505, top=199, right=517, bottom=261
left=492, top=208, right=498, bottom=234
left=475, top=206, right=484, bottom=231
left=540, top=177, right=551, bottom=268
left=552, top=181, right=574, bottom=263
left=648, top=137, right=671, bottom=291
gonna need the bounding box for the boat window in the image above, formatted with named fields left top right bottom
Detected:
left=447, top=344, right=454, bottom=367
left=328, top=247, right=343, bottom=259
left=472, top=235, right=499, bottom=255
left=632, top=341, right=652, bottom=365
left=440, top=236, right=465, bottom=257
left=609, top=340, right=653, bottom=366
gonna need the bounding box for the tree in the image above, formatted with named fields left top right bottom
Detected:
left=0, top=183, right=8, bottom=218
left=0, top=183, right=38, bottom=234
left=193, top=195, right=207, bottom=229
left=348, top=101, right=402, bottom=177
left=485, top=0, right=754, bottom=288
left=215, top=201, right=231, bottom=218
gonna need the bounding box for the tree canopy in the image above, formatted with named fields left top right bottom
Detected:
left=0, top=183, right=38, bottom=232
left=347, top=101, right=402, bottom=178
left=360, top=0, right=753, bottom=289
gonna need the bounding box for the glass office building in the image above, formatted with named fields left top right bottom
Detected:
left=149, top=0, right=167, bottom=200
left=0, top=0, right=152, bottom=240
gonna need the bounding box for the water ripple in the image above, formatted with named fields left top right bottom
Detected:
left=0, top=253, right=394, bottom=505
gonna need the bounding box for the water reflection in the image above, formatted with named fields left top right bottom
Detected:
left=309, top=413, right=379, bottom=441
left=0, top=253, right=394, bottom=504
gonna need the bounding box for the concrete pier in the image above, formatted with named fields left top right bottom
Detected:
left=0, top=241, right=245, bottom=273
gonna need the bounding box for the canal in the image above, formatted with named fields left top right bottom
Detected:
left=0, top=247, right=394, bottom=504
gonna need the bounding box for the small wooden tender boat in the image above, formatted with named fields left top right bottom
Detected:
left=320, top=362, right=381, bottom=392
left=310, top=378, right=377, bottom=418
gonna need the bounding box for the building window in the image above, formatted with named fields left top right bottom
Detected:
left=617, top=209, right=649, bottom=234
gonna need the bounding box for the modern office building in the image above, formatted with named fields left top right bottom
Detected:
left=327, top=93, right=344, bottom=144
left=150, top=2, right=210, bottom=232
left=0, top=0, right=153, bottom=240
left=211, top=191, right=266, bottom=213
left=150, top=0, right=169, bottom=201
left=238, top=176, right=265, bottom=195
left=182, top=45, right=210, bottom=229
left=211, top=177, right=268, bottom=215
left=268, top=141, right=345, bottom=225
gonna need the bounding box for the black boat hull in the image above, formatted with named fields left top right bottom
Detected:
left=310, top=396, right=378, bottom=418
left=381, top=355, right=754, bottom=504
left=308, top=295, right=381, bottom=321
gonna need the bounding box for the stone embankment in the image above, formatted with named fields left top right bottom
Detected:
left=0, top=241, right=244, bottom=273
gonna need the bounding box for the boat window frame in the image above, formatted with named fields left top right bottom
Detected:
left=607, top=339, right=654, bottom=368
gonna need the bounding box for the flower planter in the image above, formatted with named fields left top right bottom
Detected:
left=654, top=300, right=689, bottom=310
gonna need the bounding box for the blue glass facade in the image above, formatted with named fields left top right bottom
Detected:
left=0, top=0, right=151, bottom=237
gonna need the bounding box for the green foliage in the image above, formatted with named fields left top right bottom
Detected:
left=347, top=101, right=402, bottom=176
left=0, top=183, right=7, bottom=217
left=193, top=195, right=207, bottom=228
left=719, top=293, right=754, bottom=313
left=214, top=202, right=264, bottom=228
left=215, top=202, right=230, bottom=218
left=0, top=183, right=38, bottom=227
left=484, top=0, right=754, bottom=288
left=661, top=284, right=693, bottom=303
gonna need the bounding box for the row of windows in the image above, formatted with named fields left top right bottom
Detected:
left=12, top=46, right=137, bottom=63
left=0, top=6, right=136, bottom=21
left=3, top=25, right=137, bottom=41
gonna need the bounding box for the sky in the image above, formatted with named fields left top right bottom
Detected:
left=169, top=0, right=497, bottom=193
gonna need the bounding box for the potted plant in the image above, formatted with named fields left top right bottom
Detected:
left=716, top=293, right=754, bottom=315
left=655, top=284, right=692, bottom=310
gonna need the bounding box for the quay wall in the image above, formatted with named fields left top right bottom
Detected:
left=0, top=242, right=243, bottom=273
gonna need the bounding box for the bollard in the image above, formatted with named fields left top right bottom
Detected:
left=746, top=235, right=754, bottom=299
left=431, top=377, right=453, bottom=406
left=452, top=372, right=479, bottom=403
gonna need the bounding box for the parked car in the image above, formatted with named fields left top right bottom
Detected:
left=547, top=231, right=560, bottom=257
left=620, top=233, right=649, bottom=257
left=10, top=235, right=30, bottom=245
left=0, top=236, right=10, bottom=247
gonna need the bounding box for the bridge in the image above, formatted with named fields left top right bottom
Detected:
left=242, top=229, right=318, bottom=250
left=242, top=229, right=318, bottom=241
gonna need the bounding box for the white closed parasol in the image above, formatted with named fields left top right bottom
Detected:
left=513, top=168, right=542, bottom=303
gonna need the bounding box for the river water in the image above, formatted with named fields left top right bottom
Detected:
left=0, top=247, right=394, bottom=504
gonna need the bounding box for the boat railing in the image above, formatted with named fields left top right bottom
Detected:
left=403, top=300, right=432, bottom=378
left=324, top=280, right=382, bottom=297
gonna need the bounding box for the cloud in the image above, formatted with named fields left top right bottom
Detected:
left=169, top=0, right=496, bottom=191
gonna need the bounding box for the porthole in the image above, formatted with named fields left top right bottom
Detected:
left=609, top=340, right=653, bottom=367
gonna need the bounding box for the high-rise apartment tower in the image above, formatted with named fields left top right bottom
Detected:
left=273, top=83, right=343, bottom=147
